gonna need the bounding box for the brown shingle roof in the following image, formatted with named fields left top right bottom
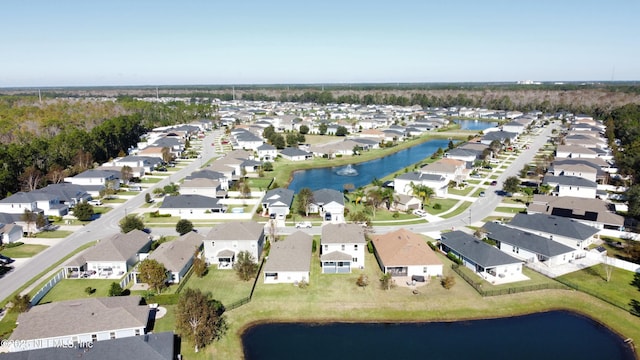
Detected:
left=321, top=223, right=365, bottom=244
left=148, top=232, right=203, bottom=272
left=263, top=231, right=312, bottom=272
left=371, top=229, right=443, bottom=267
left=206, top=221, right=264, bottom=241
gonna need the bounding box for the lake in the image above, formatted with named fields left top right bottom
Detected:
left=287, top=139, right=450, bottom=193
left=455, top=119, right=498, bottom=131
left=242, top=311, right=635, bottom=360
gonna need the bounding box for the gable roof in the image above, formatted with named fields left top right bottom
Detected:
left=543, top=175, right=597, bottom=188
left=263, top=231, right=312, bottom=272
left=440, top=231, right=522, bottom=267
left=527, top=195, right=624, bottom=227
left=33, top=183, right=90, bottom=203
left=483, top=222, right=575, bottom=257
left=69, top=230, right=150, bottom=264
left=206, top=221, right=264, bottom=241
left=148, top=231, right=203, bottom=272
left=280, top=147, right=312, bottom=157
left=312, top=188, right=345, bottom=206
left=321, top=223, right=365, bottom=244
left=507, top=213, right=599, bottom=241
left=160, top=194, right=222, bottom=209
left=261, top=188, right=294, bottom=208
left=371, top=229, right=442, bottom=267
left=10, top=296, right=149, bottom=341
left=1, top=332, right=175, bottom=360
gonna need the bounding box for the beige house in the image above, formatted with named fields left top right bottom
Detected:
left=371, top=229, right=443, bottom=279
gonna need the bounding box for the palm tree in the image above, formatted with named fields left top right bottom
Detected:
left=380, top=187, right=396, bottom=210
left=409, top=182, right=435, bottom=208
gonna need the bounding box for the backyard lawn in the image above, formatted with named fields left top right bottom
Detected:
left=37, top=279, right=118, bottom=304
left=556, top=264, right=639, bottom=312
left=182, top=266, right=255, bottom=307
left=0, top=244, right=48, bottom=258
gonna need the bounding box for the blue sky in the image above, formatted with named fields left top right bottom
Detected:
left=1, top=0, right=638, bottom=87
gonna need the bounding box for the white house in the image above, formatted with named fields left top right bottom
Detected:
left=263, top=231, right=312, bottom=284
left=440, top=231, right=524, bottom=284
left=556, top=145, right=598, bottom=159
left=551, top=163, right=597, bottom=182
left=256, top=143, right=278, bottom=161
left=261, top=188, right=294, bottom=224
left=8, top=296, right=150, bottom=352
left=280, top=147, right=313, bottom=161
left=393, top=172, right=449, bottom=198
left=0, top=223, right=22, bottom=245
left=159, top=194, right=226, bottom=219
left=309, top=189, right=345, bottom=223
left=483, top=222, right=577, bottom=267
left=543, top=175, right=597, bottom=199
left=145, top=231, right=203, bottom=283
left=419, top=158, right=468, bottom=184
left=203, top=221, right=265, bottom=269
left=179, top=178, right=225, bottom=198
left=320, top=223, right=366, bottom=273
left=506, top=213, right=600, bottom=250
left=64, top=230, right=152, bottom=279
left=371, top=229, right=443, bottom=279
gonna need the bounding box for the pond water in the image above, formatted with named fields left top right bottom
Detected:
left=455, top=119, right=498, bottom=131
left=242, top=311, right=635, bottom=360
left=287, top=139, right=450, bottom=193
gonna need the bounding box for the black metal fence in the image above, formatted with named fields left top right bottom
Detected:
left=226, top=257, right=266, bottom=311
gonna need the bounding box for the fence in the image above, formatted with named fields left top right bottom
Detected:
left=450, top=264, right=567, bottom=297
left=30, top=269, right=65, bottom=306
left=226, top=257, right=266, bottom=311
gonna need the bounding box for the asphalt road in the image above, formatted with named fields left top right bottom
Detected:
left=0, top=123, right=557, bottom=302
left=0, top=130, right=223, bottom=302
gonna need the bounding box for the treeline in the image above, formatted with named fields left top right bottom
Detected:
left=0, top=114, right=146, bottom=197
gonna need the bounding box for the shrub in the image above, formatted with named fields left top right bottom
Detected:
left=392, top=211, right=400, bottom=219
left=367, top=241, right=374, bottom=254
left=3, top=241, right=24, bottom=249
left=298, top=279, right=309, bottom=289
left=446, top=251, right=463, bottom=265
left=356, top=274, right=369, bottom=288
left=433, top=203, right=442, bottom=210
left=85, top=287, right=95, bottom=295
left=427, top=241, right=437, bottom=251
left=312, top=239, right=317, bottom=253
left=441, top=276, right=456, bottom=289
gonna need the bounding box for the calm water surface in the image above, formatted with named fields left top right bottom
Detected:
left=287, top=139, right=449, bottom=192
left=242, top=311, right=635, bottom=360
left=455, top=119, right=498, bottom=131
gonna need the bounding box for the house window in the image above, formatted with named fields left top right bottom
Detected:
left=135, top=329, right=141, bottom=336
left=423, top=267, right=428, bottom=273
left=91, top=334, right=97, bottom=342
left=352, top=258, right=357, bottom=263
left=513, top=247, right=519, bottom=254
left=341, top=244, right=345, bottom=251
left=110, top=332, right=116, bottom=340
left=324, top=245, right=328, bottom=252
left=354, top=244, right=358, bottom=251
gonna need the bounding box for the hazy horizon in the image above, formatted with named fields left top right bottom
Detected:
left=2, top=0, right=639, bottom=87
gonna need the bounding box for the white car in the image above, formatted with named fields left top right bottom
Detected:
left=295, top=221, right=312, bottom=228
left=88, top=200, right=103, bottom=206
left=412, top=209, right=427, bottom=217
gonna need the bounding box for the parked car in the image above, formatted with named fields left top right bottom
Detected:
left=490, top=180, right=498, bottom=186
left=295, top=221, right=312, bottom=228
left=88, top=200, right=102, bottom=206
left=412, top=209, right=427, bottom=217
left=479, top=191, right=486, bottom=197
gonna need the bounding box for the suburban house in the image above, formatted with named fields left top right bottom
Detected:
left=159, top=194, right=226, bottom=218
left=370, top=229, right=443, bottom=279
left=480, top=130, right=518, bottom=146
left=179, top=178, right=226, bottom=198
left=526, top=195, right=624, bottom=230
left=555, top=145, right=598, bottom=159
left=550, top=162, right=598, bottom=182
left=419, top=158, right=468, bottom=184
left=64, top=230, right=152, bottom=279
left=439, top=231, right=524, bottom=284
left=260, top=188, right=294, bottom=222
left=0, top=331, right=176, bottom=360
left=308, top=189, right=345, bottom=223
left=256, top=143, right=278, bottom=161
left=185, top=169, right=230, bottom=191
left=320, top=223, right=366, bottom=273
left=64, top=169, right=121, bottom=196
left=0, top=223, right=22, bottom=245
left=279, top=147, right=313, bottom=161
left=144, top=231, right=203, bottom=284
left=0, top=191, right=67, bottom=218
left=392, top=194, right=422, bottom=212
left=542, top=175, right=597, bottom=199
left=203, top=221, right=265, bottom=269
left=482, top=222, right=577, bottom=267
left=34, top=183, right=92, bottom=209
left=505, top=213, right=600, bottom=250
left=501, top=121, right=526, bottom=134
left=112, top=156, right=163, bottom=173
left=7, top=296, right=151, bottom=352
left=231, top=129, right=264, bottom=151
left=393, top=172, right=449, bottom=198
left=263, top=231, right=313, bottom=284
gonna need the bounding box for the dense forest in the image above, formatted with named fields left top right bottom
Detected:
left=0, top=88, right=639, bottom=218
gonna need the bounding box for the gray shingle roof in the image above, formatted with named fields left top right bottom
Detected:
left=320, top=250, right=353, bottom=261
left=543, top=175, right=597, bottom=187
left=10, top=296, right=149, bottom=341
left=395, top=172, right=445, bottom=182
left=507, top=213, right=599, bottom=241
left=440, top=231, right=522, bottom=267
left=312, top=189, right=345, bottom=206
left=68, top=229, right=151, bottom=264
left=160, top=194, right=222, bottom=209
left=321, top=223, right=365, bottom=244
left=263, top=231, right=312, bottom=272
left=280, top=147, right=312, bottom=157
left=148, top=231, right=203, bottom=272
left=1, top=332, right=174, bottom=360
left=483, top=222, right=575, bottom=257
left=261, top=188, right=294, bottom=208
left=206, top=221, right=264, bottom=241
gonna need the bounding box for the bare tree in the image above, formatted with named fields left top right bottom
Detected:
left=19, top=166, right=43, bottom=191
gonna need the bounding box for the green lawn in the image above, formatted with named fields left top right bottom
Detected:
left=33, top=230, right=73, bottom=238
left=247, top=177, right=274, bottom=190
left=425, top=198, right=459, bottom=215
left=141, top=177, right=162, bottom=184
left=494, top=206, right=526, bottom=214
left=556, top=264, right=639, bottom=312
left=102, top=198, right=126, bottom=204
left=37, top=279, right=119, bottom=304
left=448, top=186, right=473, bottom=196
left=440, top=201, right=472, bottom=219
left=182, top=266, right=254, bottom=307
left=0, top=244, right=48, bottom=258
